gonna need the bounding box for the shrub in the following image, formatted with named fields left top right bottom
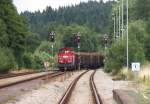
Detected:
left=23, top=52, right=33, bottom=68
left=32, top=51, right=45, bottom=69
left=105, top=39, right=145, bottom=73
left=105, top=42, right=126, bottom=73
left=138, top=64, right=150, bottom=84
left=0, top=48, right=16, bottom=73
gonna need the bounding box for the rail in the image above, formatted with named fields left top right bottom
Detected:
left=58, top=71, right=88, bottom=104
left=90, top=70, right=104, bottom=104
left=0, top=71, right=63, bottom=89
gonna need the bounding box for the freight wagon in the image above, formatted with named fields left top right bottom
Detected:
left=57, top=47, right=104, bottom=70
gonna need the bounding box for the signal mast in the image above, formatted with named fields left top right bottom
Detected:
left=49, top=31, right=55, bottom=69
left=75, top=32, right=81, bottom=70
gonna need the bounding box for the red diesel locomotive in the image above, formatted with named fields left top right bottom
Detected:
left=57, top=47, right=104, bottom=70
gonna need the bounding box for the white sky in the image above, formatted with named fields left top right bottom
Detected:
left=13, top=0, right=111, bottom=13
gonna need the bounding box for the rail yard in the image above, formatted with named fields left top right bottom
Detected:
left=0, top=69, right=139, bottom=104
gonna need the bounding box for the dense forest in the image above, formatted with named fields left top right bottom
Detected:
left=21, top=0, right=114, bottom=39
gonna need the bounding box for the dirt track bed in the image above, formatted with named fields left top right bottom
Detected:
left=67, top=70, right=94, bottom=104
left=5, top=71, right=83, bottom=104
left=0, top=72, right=53, bottom=88
left=94, top=69, right=136, bottom=104
left=0, top=71, right=62, bottom=103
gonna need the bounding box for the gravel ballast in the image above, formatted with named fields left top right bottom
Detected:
left=94, top=69, right=135, bottom=104
left=68, top=70, right=94, bottom=104
left=6, top=71, right=83, bottom=104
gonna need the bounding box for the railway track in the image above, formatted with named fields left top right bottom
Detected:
left=58, top=70, right=103, bottom=104
left=0, top=71, right=64, bottom=89
left=0, top=71, right=44, bottom=79
left=90, top=70, right=104, bottom=104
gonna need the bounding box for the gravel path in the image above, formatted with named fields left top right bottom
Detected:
left=94, top=69, right=135, bottom=104
left=68, top=70, right=94, bottom=104
left=6, top=71, right=84, bottom=104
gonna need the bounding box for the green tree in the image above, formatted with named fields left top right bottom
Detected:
left=25, top=32, right=41, bottom=53
left=0, top=48, right=16, bottom=73
left=135, top=0, right=150, bottom=20
left=0, top=0, right=28, bottom=67
left=60, top=24, right=99, bottom=52
left=0, top=19, right=8, bottom=47
left=105, top=40, right=145, bottom=72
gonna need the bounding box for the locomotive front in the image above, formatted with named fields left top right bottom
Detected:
left=58, top=48, right=75, bottom=70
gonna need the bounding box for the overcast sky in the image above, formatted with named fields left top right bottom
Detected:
left=13, top=0, right=111, bottom=13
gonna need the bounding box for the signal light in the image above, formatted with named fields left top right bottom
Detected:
left=75, top=32, right=81, bottom=44
left=49, top=31, right=55, bottom=42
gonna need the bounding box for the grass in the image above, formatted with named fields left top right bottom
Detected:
left=113, top=65, right=150, bottom=103
left=137, top=64, right=150, bottom=101
left=112, top=67, right=134, bottom=80
left=138, top=64, right=150, bottom=85
left=111, top=63, right=150, bottom=103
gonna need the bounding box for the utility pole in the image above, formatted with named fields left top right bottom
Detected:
left=112, top=13, right=116, bottom=41
left=119, top=5, right=121, bottom=40
left=116, top=12, right=118, bottom=40
left=113, top=14, right=116, bottom=41
left=126, top=0, right=129, bottom=69
left=122, top=0, right=124, bottom=41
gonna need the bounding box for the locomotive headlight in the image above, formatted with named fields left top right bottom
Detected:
left=63, top=55, right=68, bottom=58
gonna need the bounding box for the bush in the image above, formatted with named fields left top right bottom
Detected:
left=105, top=20, right=147, bottom=73
left=105, top=39, right=145, bottom=73
left=23, top=52, right=44, bottom=70
left=32, top=54, right=43, bottom=69
left=0, top=48, right=16, bottom=73
left=23, top=52, right=33, bottom=68
left=105, top=42, right=126, bottom=73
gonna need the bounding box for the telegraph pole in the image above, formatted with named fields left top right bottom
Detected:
left=114, top=14, right=116, bottom=40
left=126, top=0, right=129, bottom=69
left=122, top=0, right=124, bottom=40
left=116, top=12, right=118, bottom=40
left=119, top=5, right=121, bottom=40
left=112, top=14, right=116, bottom=41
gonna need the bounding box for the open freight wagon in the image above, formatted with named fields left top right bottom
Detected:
left=57, top=47, right=104, bottom=71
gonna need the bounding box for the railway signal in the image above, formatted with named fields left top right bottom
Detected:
left=49, top=31, right=55, bottom=42
left=74, top=32, right=81, bottom=70
left=102, top=34, right=109, bottom=57
left=76, top=34, right=81, bottom=43
left=74, top=32, right=81, bottom=44
left=49, top=31, right=56, bottom=70
left=101, top=34, right=109, bottom=47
